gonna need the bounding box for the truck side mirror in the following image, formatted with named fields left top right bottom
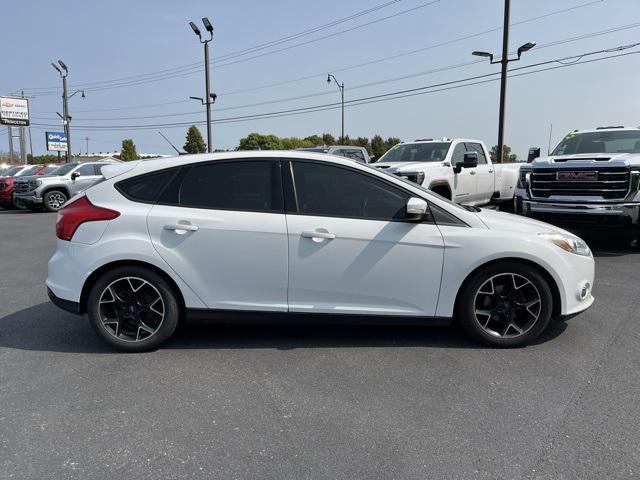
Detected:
left=453, top=152, right=478, bottom=174
left=71, top=171, right=80, bottom=181
left=527, top=147, right=541, bottom=163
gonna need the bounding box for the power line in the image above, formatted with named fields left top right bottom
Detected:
left=18, top=0, right=603, bottom=97
left=32, top=25, right=640, bottom=122
left=29, top=44, right=639, bottom=131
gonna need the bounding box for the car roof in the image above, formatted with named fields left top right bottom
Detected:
left=569, top=126, right=640, bottom=134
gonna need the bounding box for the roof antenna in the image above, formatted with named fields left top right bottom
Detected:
left=158, top=131, right=185, bottom=155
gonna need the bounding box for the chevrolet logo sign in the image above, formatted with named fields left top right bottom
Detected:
left=556, top=171, right=598, bottom=181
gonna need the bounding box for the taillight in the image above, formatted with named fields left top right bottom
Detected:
left=56, top=195, right=120, bottom=241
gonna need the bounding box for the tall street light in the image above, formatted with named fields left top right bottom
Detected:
left=189, top=17, right=214, bottom=153
left=51, top=60, right=85, bottom=162
left=327, top=74, right=345, bottom=142
left=472, top=0, right=535, bottom=163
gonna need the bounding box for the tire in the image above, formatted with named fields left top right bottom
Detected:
left=43, top=190, right=68, bottom=212
left=87, top=266, right=180, bottom=352
left=457, top=262, right=553, bottom=347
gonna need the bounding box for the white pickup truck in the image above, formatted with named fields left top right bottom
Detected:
left=372, top=138, right=522, bottom=207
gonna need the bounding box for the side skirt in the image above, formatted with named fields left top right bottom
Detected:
left=186, top=308, right=452, bottom=326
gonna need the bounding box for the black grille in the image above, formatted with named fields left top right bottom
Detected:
left=12, top=182, right=31, bottom=194
left=530, top=167, right=630, bottom=200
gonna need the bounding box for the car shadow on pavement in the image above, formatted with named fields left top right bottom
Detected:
left=0, top=302, right=567, bottom=354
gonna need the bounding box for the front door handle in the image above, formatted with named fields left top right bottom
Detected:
left=164, top=222, right=199, bottom=235
left=488, top=169, right=494, bottom=173
left=301, top=230, right=336, bottom=241
left=469, top=170, right=476, bottom=175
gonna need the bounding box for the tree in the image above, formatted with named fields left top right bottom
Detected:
left=303, top=135, right=323, bottom=147
left=120, top=139, right=139, bottom=161
left=183, top=125, right=207, bottom=154
left=322, top=133, right=336, bottom=146
left=370, top=135, right=386, bottom=159
left=385, top=137, right=401, bottom=151
left=353, top=136, right=372, bottom=154
left=237, top=133, right=282, bottom=151
left=489, top=144, right=517, bottom=163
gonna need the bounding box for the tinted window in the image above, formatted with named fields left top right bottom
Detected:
left=290, top=161, right=410, bottom=221
left=76, top=164, right=97, bottom=176
left=117, top=170, right=175, bottom=202
left=345, top=149, right=366, bottom=163
left=451, top=143, right=467, bottom=166
left=179, top=161, right=281, bottom=212
left=465, top=143, right=488, bottom=164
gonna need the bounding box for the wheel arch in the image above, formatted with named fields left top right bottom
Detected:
left=79, top=259, right=186, bottom=317
left=428, top=181, right=452, bottom=200
left=41, top=185, right=71, bottom=199
left=453, top=257, right=562, bottom=320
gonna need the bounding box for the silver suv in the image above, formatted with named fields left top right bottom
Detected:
left=13, top=161, right=116, bottom=212
left=296, top=145, right=371, bottom=164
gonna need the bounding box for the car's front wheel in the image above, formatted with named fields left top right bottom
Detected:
left=43, top=190, right=68, bottom=212
left=87, top=266, right=180, bottom=352
left=457, top=262, right=553, bottom=347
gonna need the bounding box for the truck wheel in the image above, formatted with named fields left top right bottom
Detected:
left=457, top=262, right=553, bottom=347
left=87, top=266, right=180, bottom=352
left=43, top=190, right=68, bottom=212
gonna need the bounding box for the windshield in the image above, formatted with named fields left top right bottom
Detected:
left=2, top=166, right=23, bottom=176
left=552, top=130, right=640, bottom=155
left=298, top=148, right=328, bottom=153
left=376, top=142, right=451, bottom=163
left=39, top=166, right=60, bottom=175
left=53, top=163, right=79, bottom=176
left=18, top=165, right=41, bottom=176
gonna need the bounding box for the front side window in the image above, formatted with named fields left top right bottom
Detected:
left=465, top=143, right=488, bottom=164
left=376, top=142, right=451, bottom=163
left=54, top=162, right=79, bottom=176
left=290, top=161, right=410, bottom=221
left=76, top=164, right=98, bottom=176
left=179, top=160, right=282, bottom=212
left=451, top=143, right=467, bottom=166
left=552, top=130, right=640, bottom=155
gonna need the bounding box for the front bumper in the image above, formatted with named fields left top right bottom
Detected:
left=515, top=196, right=640, bottom=227
left=13, top=192, right=43, bottom=208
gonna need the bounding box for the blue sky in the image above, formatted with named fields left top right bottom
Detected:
left=1, top=0, right=640, bottom=158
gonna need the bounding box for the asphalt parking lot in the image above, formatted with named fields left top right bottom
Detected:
left=1, top=209, right=639, bottom=480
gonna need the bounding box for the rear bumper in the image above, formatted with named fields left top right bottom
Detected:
left=47, top=287, right=81, bottom=314
left=516, top=197, right=640, bottom=227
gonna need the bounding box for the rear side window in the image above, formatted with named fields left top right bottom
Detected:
left=178, top=161, right=282, bottom=212
left=116, top=170, right=175, bottom=203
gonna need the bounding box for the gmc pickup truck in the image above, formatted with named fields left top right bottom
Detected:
left=515, top=126, right=640, bottom=245
left=372, top=138, right=522, bottom=207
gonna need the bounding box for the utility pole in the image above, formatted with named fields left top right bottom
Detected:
left=7, top=127, right=14, bottom=163
left=84, top=136, right=90, bottom=155
left=327, top=74, right=345, bottom=142
left=52, top=60, right=85, bottom=162
left=472, top=0, right=535, bottom=163
left=189, top=18, right=215, bottom=153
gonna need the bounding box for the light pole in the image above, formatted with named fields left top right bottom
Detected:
left=472, top=0, right=535, bottom=163
left=327, top=74, right=344, bottom=142
left=189, top=18, right=214, bottom=153
left=51, top=60, right=85, bottom=162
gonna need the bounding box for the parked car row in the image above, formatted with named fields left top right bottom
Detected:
left=0, top=160, right=118, bottom=212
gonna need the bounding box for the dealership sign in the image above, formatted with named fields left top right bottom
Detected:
left=46, top=131, right=68, bottom=152
left=0, top=97, right=30, bottom=126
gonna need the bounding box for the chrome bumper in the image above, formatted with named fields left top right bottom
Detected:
left=516, top=197, right=640, bottom=225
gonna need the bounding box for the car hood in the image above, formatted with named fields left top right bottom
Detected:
left=373, top=161, right=445, bottom=171
left=474, top=208, right=572, bottom=236
left=532, top=152, right=640, bottom=167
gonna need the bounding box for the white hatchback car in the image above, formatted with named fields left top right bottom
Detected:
left=47, top=151, right=595, bottom=351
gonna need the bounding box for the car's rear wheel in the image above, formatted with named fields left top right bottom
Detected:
left=87, top=266, right=180, bottom=352
left=458, top=262, right=553, bottom=347
left=43, top=190, right=68, bottom=212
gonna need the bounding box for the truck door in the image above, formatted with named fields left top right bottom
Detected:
left=450, top=142, right=476, bottom=204
left=466, top=142, right=494, bottom=205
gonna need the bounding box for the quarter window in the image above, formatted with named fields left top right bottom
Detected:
left=179, top=160, right=282, bottom=212
left=290, top=161, right=410, bottom=221
left=116, top=170, right=175, bottom=203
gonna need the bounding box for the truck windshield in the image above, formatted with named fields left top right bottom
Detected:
left=552, top=130, right=640, bottom=155
left=376, top=142, right=451, bottom=163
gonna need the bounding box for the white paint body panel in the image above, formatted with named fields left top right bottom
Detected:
left=46, top=151, right=593, bottom=321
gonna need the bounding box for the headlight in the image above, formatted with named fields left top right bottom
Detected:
left=539, top=233, right=591, bottom=257
left=398, top=171, right=425, bottom=185
left=518, top=170, right=531, bottom=188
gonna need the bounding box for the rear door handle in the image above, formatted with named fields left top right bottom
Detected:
left=469, top=170, right=476, bottom=175
left=301, top=230, right=336, bottom=241
left=164, top=222, right=199, bottom=235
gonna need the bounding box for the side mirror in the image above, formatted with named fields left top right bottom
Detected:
left=453, top=152, right=478, bottom=173
left=406, top=197, right=428, bottom=221
left=70, top=171, right=80, bottom=180
left=527, top=147, right=541, bottom=163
